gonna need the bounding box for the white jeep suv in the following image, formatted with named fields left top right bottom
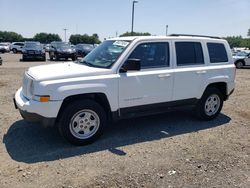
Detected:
left=14, top=35, right=235, bottom=145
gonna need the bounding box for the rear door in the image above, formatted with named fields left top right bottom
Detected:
left=172, top=41, right=206, bottom=101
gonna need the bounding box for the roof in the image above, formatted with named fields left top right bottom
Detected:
left=108, top=34, right=225, bottom=42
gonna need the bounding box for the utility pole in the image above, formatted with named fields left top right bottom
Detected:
left=166, top=25, right=169, bottom=36
left=63, top=28, right=68, bottom=42
left=131, top=1, right=138, bottom=36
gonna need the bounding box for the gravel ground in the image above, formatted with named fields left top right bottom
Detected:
left=0, top=53, right=249, bottom=188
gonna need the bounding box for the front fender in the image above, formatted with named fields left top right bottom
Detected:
left=36, top=77, right=119, bottom=112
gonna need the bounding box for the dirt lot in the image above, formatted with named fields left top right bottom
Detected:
left=0, top=53, right=249, bottom=188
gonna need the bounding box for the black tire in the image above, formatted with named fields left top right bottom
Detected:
left=12, top=49, right=17, bottom=53
left=49, top=52, right=53, bottom=61
left=42, top=56, right=46, bottom=61
left=235, top=61, right=244, bottom=69
left=55, top=54, right=59, bottom=61
left=71, top=55, right=76, bottom=61
left=58, top=99, right=107, bottom=145
left=195, top=87, right=223, bottom=121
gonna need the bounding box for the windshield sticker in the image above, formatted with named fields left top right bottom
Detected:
left=113, top=41, right=129, bottom=47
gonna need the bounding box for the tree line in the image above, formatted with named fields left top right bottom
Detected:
left=0, top=31, right=101, bottom=44
left=0, top=29, right=249, bottom=48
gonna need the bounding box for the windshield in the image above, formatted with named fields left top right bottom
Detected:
left=24, top=42, right=41, bottom=48
left=56, top=43, right=71, bottom=49
left=80, top=44, right=94, bottom=49
left=235, top=51, right=249, bottom=57
left=78, top=40, right=130, bottom=68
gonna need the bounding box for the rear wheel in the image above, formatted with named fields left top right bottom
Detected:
left=196, top=87, right=223, bottom=120
left=235, top=61, right=244, bottom=69
left=12, top=49, right=17, bottom=53
left=58, top=99, right=106, bottom=145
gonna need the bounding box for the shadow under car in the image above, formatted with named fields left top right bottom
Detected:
left=3, top=110, right=231, bottom=164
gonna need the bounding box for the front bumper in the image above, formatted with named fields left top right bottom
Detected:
left=57, top=52, right=75, bottom=58
left=14, top=88, right=62, bottom=127
left=23, top=54, right=45, bottom=59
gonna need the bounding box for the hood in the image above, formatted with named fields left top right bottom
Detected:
left=233, top=56, right=245, bottom=60
left=27, top=62, right=110, bottom=81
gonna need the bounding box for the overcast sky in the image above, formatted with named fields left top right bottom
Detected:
left=0, top=0, right=249, bottom=41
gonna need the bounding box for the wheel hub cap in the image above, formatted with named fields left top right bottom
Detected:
left=69, top=110, right=100, bottom=139
left=204, top=94, right=220, bottom=116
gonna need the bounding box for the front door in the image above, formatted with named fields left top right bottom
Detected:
left=118, top=42, right=174, bottom=116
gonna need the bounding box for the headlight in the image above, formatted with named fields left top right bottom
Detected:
left=30, top=80, right=34, bottom=95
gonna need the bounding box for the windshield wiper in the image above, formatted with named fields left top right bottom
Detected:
left=79, top=60, right=94, bottom=67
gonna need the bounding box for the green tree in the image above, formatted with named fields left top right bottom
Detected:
left=33, top=32, right=62, bottom=43
left=240, top=38, right=250, bottom=49
left=225, top=36, right=243, bottom=48
left=0, top=31, right=23, bottom=42
left=69, top=34, right=101, bottom=45
left=120, top=31, right=151, bottom=37
left=248, top=29, right=250, bottom=37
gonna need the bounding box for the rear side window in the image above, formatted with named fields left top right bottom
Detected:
left=175, top=42, right=204, bottom=66
left=207, top=43, right=228, bottom=63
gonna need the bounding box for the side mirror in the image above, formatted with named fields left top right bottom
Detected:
left=120, top=58, right=141, bottom=73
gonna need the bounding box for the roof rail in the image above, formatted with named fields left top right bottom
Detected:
left=169, top=34, right=221, bottom=39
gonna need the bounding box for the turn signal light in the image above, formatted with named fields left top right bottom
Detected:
left=40, top=96, right=50, bottom=102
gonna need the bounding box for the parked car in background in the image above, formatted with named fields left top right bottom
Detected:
left=75, top=43, right=94, bottom=57
left=49, top=42, right=77, bottom=61
left=233, top=51, right=250, bottom=68
left=22, top=42, right=46, bottom=61
left=0, top=43, right=10, bottom=53
left=0, top=56, right=2, bottom=65
left=10, top=42, right=24, bottom=53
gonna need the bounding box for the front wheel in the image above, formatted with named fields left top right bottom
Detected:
left=195, top=88, right=223, bottom=120
left=58, top=100, right=106, bottom=145
left=71, top=55, right=76, bottom=61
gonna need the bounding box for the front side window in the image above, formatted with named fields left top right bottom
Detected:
left=128, top=42, right=169, bottom=69
left=175, top=42, right=204, bottom=66
left=207, top=43, right=228, bottom=63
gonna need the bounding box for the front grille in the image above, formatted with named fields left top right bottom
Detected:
left=27, top=50, right=40, bottom=54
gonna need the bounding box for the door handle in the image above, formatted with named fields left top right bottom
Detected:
left=196, top=70, right=207, bottom=74
left=158, top=74, right=171, bottom=78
